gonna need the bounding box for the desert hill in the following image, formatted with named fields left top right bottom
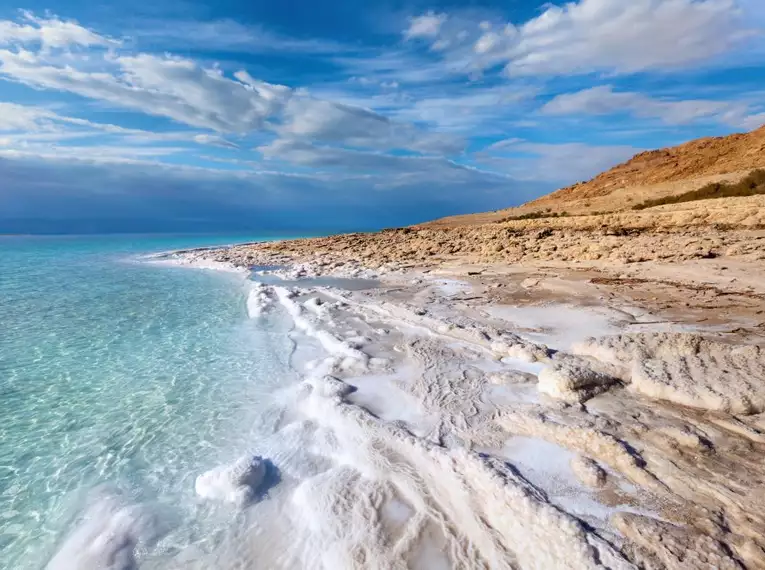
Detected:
left=425, top=125, right=765, bottom=228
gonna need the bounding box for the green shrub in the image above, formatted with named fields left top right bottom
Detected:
left=632, top=169, right=765, bottom=210
left=495, top=210, right=570, bottom=223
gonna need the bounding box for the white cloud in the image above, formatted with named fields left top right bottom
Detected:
left=0, top=12, right=463, bottom=163
left=391, top=85, right=535, bottom=133
left=408, top=0, right=752, bottom=76
left=740, top=112, right=765, bottom=130
left=257, top=138, right=471, bottom=176
left=0, top=101, right=150, bottom=134
left=0, top=49, right=292, bottom=132
left=542, top=85, right=763, bottom=128
left=192, top=134, right=239, bottom=149
left=128, top=18, right=349, bottom=54
left=331, top=49, right=466, bottom=87
left=404, top=12, right=447, bottom=40
left=0, top=144, right=189, bottom=166
left=484, top=137, right=524, bottom=151
left=0, top=101, right=246, bottom=162
left=0, top=11, right=118, bottom=50
left=277, top=95, right=463, bottom=154
left=0, top=101, right=56, bottom=130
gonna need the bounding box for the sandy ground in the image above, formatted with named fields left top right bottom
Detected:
left=164, top=227, right=765, bottom=570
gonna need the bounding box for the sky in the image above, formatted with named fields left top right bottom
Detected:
left=0, top=0, right=763, bottom=233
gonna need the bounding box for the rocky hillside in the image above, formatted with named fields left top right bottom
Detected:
left=535, top=125, right=765, bottom=204
left=426, top=125, right=765, bottom=228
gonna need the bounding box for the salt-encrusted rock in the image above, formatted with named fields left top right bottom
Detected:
left=574, top=333, right=765, bottom=414
left=311, top=375, right=356, bottom=398
left=46, top=491, right=165, bottom=570
left=612, top=512, right=743, bottom=570
left=570, top=455, right=608, bottom=488
left=488, top=370, right=537, bottom=385
left=538, top=361, right=619, bottom=403
left=195, top=456, right=267, bottom=506
left=491, top=334, right=550, bottom=363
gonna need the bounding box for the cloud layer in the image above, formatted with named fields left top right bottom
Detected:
left=0, top=156, right=542, bottom=233
left=542, top=86, right=762, bottom=129
left=0, top=2, right=763, bottom=233
left=407, top=0, right=752, bottom=76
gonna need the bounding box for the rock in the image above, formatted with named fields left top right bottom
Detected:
left=570, top=455, right=608, bottom=488
left=312, top=375, right=356, bottom=398
left=574, top=333, right=765, bottom=414
left=538, top=361, right=619, bottom=403
left=612, top=512, right=743, bottom=570
left=195, top=456, right=268, bottom=506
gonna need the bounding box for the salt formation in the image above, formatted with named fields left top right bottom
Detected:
left=574, top=332, right=765, bottom=413
left=275, top=286, right=369, bottom=372
left=268, top=286, right=637, bottom=570
left=164, top=246, right=765, bottom=570
left=494, top=406, right=663, bottom=493
left=46, top=490, right=165, bottom=570
left=613, top=513, right=743, bottom=570
left=294, top=375, right=635, bottom=570
left=195, top=456, right=267, bottom=506
left=246, top=283, right=273, bottom=318
left=491, top=339, right=549, bottom=363
left=538, top=360, right=618, bottom=403
left=570, top=455, right=608, bottom=488
left=489, top=370, right=536, bottom=385
left=303, top=296, right=329, bottom=317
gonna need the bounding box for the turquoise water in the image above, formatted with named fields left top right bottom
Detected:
left=0, top=235, right=300, bottom=569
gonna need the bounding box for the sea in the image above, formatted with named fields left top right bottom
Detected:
left=0, top=234, right=309, bottom=569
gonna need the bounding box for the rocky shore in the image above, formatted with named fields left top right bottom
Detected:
left=174, top=202, right=765, bottom=569
left=161, top=123, right=765, bottom=569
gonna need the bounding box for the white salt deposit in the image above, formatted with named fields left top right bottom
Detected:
left=46, top=490, right=166, bottom=570
left=275, top=286, right=369, bottom=371
left=570, top=455, right=608, bottom=489
left=142, top=252, right=248, bottom=274
left=483, top=304, right=630, bottom=350
left=268, top=285, right=637, bottom=569
left=246, top=283, right=273, bottom=318
left=118, top=254, right=749, bottom=569
left=537, top=360, right=618, bottom=403
left=574, top=332, right=765, bottom=413
left=291, top=374, right=632, bottom=569
left=303, top=296, right=328, bottom=317
left=195, top=456, right=267, bottom=506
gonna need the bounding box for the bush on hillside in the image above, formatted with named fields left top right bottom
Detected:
left=632, top=169, right=765, bottom=210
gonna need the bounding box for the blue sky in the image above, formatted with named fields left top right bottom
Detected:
left=0, top=0, right=763, bottom=233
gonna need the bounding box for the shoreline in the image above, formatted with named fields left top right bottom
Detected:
left=167, top=227, right=765, bottom=569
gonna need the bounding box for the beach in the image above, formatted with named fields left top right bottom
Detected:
left=165, top=217, right=765, bottom=570
left=4, top=223, right=762, bottom=570
left=3, top=2, right=765, bottom=568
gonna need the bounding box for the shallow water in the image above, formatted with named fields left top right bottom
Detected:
left=0, top=235, right=301, bottom=569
